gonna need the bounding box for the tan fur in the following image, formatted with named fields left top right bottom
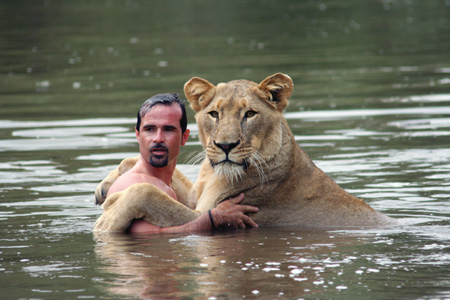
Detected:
left=94, top=73, right=396, bottom=232
left=94, top=182, right=200, bottom=231
left=93, top=158, right=196, bottom=232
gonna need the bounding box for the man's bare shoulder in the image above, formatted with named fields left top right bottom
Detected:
left=106, top=160, right=177, bottom=200
left=107, top=171, right=149, bottom=197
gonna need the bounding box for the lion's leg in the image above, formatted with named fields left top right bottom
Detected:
left=93, top=183, right=200, bottom=232
left=94, top=168, right=119, bottom=205
left=94, top=156, right=139, bottom=205
left=171, top=168, right=193, bottom=208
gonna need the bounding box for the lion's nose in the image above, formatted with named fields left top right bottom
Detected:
left=214, top=140, right=240, bottom=154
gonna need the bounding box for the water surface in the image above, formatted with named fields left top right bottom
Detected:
left=1, top=0, right=449, bottom=299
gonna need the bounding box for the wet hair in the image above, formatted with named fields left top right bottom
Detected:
left=136, top=93, right=187, bottom=133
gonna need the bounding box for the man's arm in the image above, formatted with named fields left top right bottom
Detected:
left=128, top=193, right=258, bottom=234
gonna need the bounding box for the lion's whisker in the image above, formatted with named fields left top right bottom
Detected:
left=214, top=162, right=245, bottom=186
left=186, top=150, right=206, bottom=166
left=248, top=151, right=269, bottom=187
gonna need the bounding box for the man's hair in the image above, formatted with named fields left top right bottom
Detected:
left=136, top=93, right=187, bottom=133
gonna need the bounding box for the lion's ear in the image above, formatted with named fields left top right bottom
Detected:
left=258, top=73, right=293, bottom=112
left=184, top=77, right=216, bottom=112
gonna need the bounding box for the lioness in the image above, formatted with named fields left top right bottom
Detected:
left=94, top=73, right=396, bottom=231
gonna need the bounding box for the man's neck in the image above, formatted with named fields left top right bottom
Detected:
left=137, top=157, right=176, bottom=186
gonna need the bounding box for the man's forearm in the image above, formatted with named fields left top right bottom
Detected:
left=161, top=212, right=212, bottom=233
left=128, top=212, right=212, bottom=234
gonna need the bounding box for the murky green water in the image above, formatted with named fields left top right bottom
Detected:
left=1, top=0, right=449, bottom=299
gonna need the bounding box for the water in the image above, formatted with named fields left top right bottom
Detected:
left=1, top=0, right=449, bottom=299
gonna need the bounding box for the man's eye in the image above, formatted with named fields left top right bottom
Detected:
left=245, top=110, right=257, bottom=118
left=208, top=111, right=219, bottom=118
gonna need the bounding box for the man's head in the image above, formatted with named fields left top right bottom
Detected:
left=135, top=93, right=190, bottom=169
left=136, top=93, right=187, bottom=134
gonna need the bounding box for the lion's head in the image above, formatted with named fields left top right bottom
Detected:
left=184, top=73, right=293, bottom=184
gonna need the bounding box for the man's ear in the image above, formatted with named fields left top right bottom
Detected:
left=181, top=129, right=190, bottom=146
left=257, top=73, right=293, bottom=112
left=135, top=128, right=141, bottom=144
left=184, top=77, right=216, bottom=112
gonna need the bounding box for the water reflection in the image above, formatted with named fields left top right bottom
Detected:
left=93, top=229, right=367, bottom=299
left=93, top=227, right=450, bottom=299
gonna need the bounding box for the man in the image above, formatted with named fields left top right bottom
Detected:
left=106, top=93, right=258, bottom=233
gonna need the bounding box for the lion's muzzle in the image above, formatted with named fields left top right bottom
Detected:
left=213, top=140, right=240, bottom=154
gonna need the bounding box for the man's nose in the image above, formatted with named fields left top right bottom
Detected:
left=153, top=129, right=164, bottom=143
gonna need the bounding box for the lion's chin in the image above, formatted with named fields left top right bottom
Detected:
left=213, top=161, right=246, bottom=185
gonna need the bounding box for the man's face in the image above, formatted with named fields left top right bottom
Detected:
left=136, top=104, right=189, bottom=168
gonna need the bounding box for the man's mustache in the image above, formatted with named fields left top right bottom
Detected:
left=150, top=143, right=168, bottom=152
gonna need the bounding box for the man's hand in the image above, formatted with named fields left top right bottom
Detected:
left=210, top=193, right=259, bottom=229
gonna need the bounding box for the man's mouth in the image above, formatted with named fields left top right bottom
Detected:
left=152, top=149, right=166, bottom=154
left=150, top=144, right=168, bottom=156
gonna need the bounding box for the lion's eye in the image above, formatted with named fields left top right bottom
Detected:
left=245, top=110, right=257, bottom=118
left=208, top=111, right=219, bottom=118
